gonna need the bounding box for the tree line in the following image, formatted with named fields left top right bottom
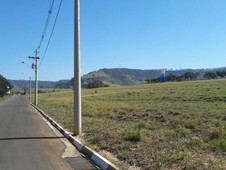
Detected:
left=147, top=71, right=226, bottom=83
left=0, top=74, right=13, bottom=97
left=55, top=78, right=110, bottom=89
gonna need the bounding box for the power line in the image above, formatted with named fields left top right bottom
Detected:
left=39, top=0, right=63, bottom=68
left=37, top=0, right=55, bottom=50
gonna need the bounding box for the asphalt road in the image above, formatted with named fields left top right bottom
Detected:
left=0, top=95, right=97, bottom=170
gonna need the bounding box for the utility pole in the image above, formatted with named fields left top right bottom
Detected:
left=29, top=76, right=31, bottom=101
left=21, top=62, right=32, bottom=101
left=74, top=0, right=81, bottom=135
left=29, top=49, right=40, bottom=106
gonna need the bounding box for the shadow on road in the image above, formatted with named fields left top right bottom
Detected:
left=0, top=136, right=65, bottom=141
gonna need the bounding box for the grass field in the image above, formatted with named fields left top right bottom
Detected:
left=37, top=79, right=226, bottom=169
left=0, top=94, right=13, bottom=104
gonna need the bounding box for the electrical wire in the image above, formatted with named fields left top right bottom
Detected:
left=37, top=0, right=55, bottom=50
left=39, top=0, right=63, bottom=68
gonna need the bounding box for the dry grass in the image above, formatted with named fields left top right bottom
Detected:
left=0, top=94, right=12, bottom=104
left=37, top=79, right=226, bottom=169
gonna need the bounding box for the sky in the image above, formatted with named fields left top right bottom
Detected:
left=1, top=0, right=226, bottom=81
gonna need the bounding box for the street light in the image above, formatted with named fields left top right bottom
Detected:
left=29, top=76, right=31, bottom=101
left=21, top=62, right=32, bottom=101
left=21, top=61, right=32, bottom=69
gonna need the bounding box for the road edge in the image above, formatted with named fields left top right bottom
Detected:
left=30, top=102, right=118, bottom=170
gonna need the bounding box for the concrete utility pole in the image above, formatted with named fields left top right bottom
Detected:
left=29, top=49, right=40, bottom=106
left=29, top=76, right=31, bottom=101
left=21, top=62, right=32, bottom=101
left=74, top=0, right=81, bottom=135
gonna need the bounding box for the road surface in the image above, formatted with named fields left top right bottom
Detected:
left=0, top=95, right=97, bottom=170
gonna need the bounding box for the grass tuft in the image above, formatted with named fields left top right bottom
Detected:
left=123, top=127, right=141, bottom=142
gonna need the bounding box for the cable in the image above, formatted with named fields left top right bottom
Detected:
left=39, top=0, right=63, bottom=68
left=37, top=0, right=55, bottom=50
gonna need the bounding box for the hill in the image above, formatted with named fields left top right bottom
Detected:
left=9, top=67, right=226, bottom=88
left=81, top=67, right=226, bottom=86
left=9, top=80, right=60, bottom=88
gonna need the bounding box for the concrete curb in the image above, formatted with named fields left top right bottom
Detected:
left=30, top=103, right=118, bottom=170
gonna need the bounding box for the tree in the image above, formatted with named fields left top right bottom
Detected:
left=216, top=71, right=226, bottom=78
left=146, top=79, right=151, bottom=84
left=149, top=77, right=161, bottom=83
left=166, top=74, right=177, bottom=82
left=203, top=71, right=217, bottom=80
left=86, top=80, right=109, bottom=89
left=0, top=74, right=13, bottom=97
left=183, top=72, right=199, bottom=80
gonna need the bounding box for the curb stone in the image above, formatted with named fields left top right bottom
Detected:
left=30, top=102, right=118, bottom=170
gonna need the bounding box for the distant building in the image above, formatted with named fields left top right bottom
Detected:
left=161, top=69, right=166, bottom=82
left=6, top=86, right=10, bottom=94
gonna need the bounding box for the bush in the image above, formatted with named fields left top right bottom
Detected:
left=38, top=90, right=47, bottom=93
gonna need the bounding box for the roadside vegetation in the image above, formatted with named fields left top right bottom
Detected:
left=0, top=74, right=13, bottom=97
left=0, top=94, right=12, bottom=104
left=37, top=79, right=226, bottom=169
left=147, top=70, right=226, bottom=83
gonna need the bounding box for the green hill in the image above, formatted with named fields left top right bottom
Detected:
left=82, top=68, right=158, bottom=86
left=9, top=67, right=226, bottom=88
left=81, top=67, right=226, bottom=86
left=9, top=80, right=60, bottom=88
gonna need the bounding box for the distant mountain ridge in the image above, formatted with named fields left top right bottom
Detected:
left=81, top=67, right=226, bottom=86
left=9, top=80, right=66, bottom=88
left=9, top=67, right=226, bottom=88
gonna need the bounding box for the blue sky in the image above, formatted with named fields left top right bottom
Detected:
left=1, top=0, right=226, bottom=81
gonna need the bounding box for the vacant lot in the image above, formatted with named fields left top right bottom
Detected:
left=37, top=79, right=226, bottom=169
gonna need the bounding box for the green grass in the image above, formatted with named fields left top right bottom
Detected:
left=37, top=79, right=226, bottom=169
left=0, top=94, right=13, bottom=104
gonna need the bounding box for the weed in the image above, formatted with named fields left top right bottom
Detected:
left=123, top=127, right=141, bottom=142
left=210, top=138, right=226, bottom=152
left=185, top=137, right=204, bottom=149
left=184, top=119, right=201, bottom=130
left=119, top=150, right=130, bottom=160
left=208, top=127, right=225, bottom=140
left=135, top=121, right=146, bottom=129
